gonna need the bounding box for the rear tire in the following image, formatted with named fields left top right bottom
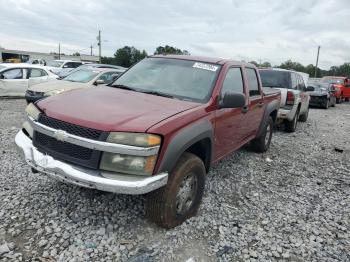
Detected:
left=146, top=152, right=206, bottom=229
left=251, top=116, right=273, bottom=153
left=285, top=108, right=300, bottom=133
left=299, top=106, right=309, bottom=122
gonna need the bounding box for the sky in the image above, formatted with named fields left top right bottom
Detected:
left=0, top=0, right=349, bottom=69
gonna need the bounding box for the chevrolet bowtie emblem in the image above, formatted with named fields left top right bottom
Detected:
left=53, top=130, right=68, bottom=142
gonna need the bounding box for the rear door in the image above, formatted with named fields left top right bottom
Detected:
left=0, top=68, right=28, bottom=96
left=244, top=68, right=265, bottom=137
left=28, top=68, right=49, bottom=86
left=214, top=67, right=247, bottom=158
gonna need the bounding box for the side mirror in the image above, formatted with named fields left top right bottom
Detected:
left=306, top=86, right=314, bottom=92
left=95, top=79, right=105, bottom=85
left=219, top=92, right=246, bottom=109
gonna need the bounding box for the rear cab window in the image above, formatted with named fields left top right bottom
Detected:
left=259, top=70, right=291, bottom=89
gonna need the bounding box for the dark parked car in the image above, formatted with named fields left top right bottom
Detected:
left=306, top=83, right=336, bottom=109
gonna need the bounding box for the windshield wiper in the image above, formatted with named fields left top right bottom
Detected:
left=110, top=84, right=137, bottom=91
left=140, top=90, right=174, bottom=98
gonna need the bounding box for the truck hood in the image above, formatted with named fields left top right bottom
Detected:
left=29, top=80, right=88, bottom=93
left=37, top=86, right=201, bottom=132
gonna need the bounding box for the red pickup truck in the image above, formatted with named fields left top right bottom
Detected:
left=320, top=76, right=350, bottom=103
left=16, top=55, right=281, bottom=228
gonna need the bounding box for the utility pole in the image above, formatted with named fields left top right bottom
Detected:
left=58, top=43, right=61, bottom=60
left=90, top=44, right=93, bottom=56
left=314, top=45, right=320, bottom=78
left=97, top=30, right=101, bottom=63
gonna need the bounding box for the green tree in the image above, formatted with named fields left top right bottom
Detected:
left=72, top=52, right=80, bottom=56
left=114, top=46, right=148, bottom=67
left=154, top=45, right=190, bottom=55
left=249, top=61, right=259, bottom=67
left=260, top=61, right=272, bottom=67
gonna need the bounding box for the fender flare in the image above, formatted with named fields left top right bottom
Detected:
left=256, top=100, right=280, bottom=138
left=158, top=119, right=214, bottom=174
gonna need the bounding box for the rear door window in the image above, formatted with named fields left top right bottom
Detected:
left=29, top=68, right=46, bottom=78
left=221, top=67, right=244, bottom=95
left=246, top=68, right=260, bottom=96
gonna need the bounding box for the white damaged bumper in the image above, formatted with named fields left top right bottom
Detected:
left=15, top=130, right=168, bottom=195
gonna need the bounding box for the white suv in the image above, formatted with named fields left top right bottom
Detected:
left=259, top=68, right=310, bottom=132
left=45, top=60, right=83, bottom=76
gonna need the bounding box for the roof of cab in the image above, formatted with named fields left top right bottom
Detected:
left=150, top=55, right=253, bottom=67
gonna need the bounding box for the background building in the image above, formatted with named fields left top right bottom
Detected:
left=0, top=47, right=99, bottom=64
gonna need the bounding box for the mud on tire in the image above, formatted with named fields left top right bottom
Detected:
left=146, top=152, right=206, bottom=229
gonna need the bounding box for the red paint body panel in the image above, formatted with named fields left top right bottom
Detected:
left=37, top=86, right=201, bottom=132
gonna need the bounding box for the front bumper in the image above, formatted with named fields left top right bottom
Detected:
left=15, top=130, right=168, bottom=195
left=309, top=96, right=326, bottom=106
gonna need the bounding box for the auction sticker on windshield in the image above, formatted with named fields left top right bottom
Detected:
left=193, top=62, right=219, bottom=72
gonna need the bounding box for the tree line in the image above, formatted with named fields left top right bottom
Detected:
left=249, top=60, right=350, bottom=78
left=101, top=45, right=189, bottom=68
left=101, top=45, right=349, bottom=77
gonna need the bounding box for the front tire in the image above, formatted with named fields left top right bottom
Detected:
left=251, top=116, right=273, bottom=153
left=146, top=152, right=206, bottom=228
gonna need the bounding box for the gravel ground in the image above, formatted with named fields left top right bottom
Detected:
left=0, top=99, right=350, bottom=262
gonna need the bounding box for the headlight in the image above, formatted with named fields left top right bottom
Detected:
left=100, top=132, right=161, bottom=175
left=106, top=132, right=161, bottom=147
left=44, top=89, right=65, bottom=96
left=25, top=103, right=41, bottom=120
left=100, top=153, right=157, bottom=176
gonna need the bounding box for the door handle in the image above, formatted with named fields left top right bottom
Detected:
left=241, top=106, right=249, bottom=113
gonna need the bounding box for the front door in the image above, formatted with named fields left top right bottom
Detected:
left=214, top=67, right=247, bottom=159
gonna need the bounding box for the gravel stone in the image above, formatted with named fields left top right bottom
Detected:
left=1, top=99, right=350, bottom=261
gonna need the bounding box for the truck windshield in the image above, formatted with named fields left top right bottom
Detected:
left=63, top=69, right=99, bottom=83
left=111, top=57, right=221, bottom=103
left=259, top=70, right=290, bottom=89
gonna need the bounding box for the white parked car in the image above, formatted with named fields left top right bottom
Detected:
left=45, top=60, right=84, bottom=76
left=25, top=68, right=121, bottom=103
left=259, top=68, right=310, bottom=132
left=0, top=63, right=58, bottom=97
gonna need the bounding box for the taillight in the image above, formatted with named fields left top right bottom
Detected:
left=286, top=91, right=295, bottom=105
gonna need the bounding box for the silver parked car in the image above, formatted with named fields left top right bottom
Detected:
left=25, top=68, right=122, bottom=103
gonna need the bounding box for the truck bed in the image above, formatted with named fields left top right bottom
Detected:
left=263, top=87, right=281, bottom=97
